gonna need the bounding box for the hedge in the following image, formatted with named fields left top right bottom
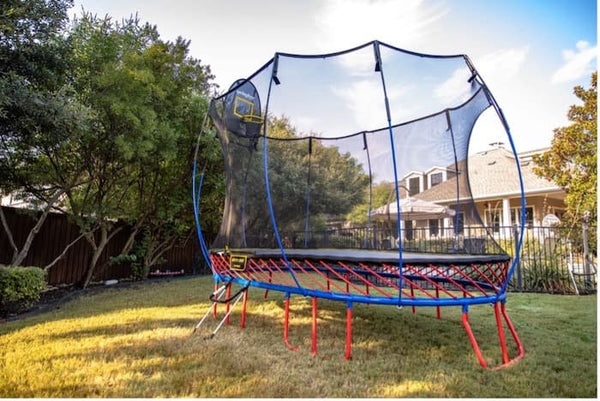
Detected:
left=0, top=266, right=47, bottom=317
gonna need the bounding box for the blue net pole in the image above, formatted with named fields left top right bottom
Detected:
left=192, top=156, right=212, bottom=267
left=464, top=55, right=526, bottom=294
left=373, top=41, right=404, bottom=303
left=262, top=56, right=304, bottom=291
left=445, top=110, right=462, bottom=253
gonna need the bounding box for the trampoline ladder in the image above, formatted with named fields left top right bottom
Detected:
left=194, top=283, right=249, bottom=339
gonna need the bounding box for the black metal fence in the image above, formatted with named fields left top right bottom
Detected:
left=265, top=223, right=597, bottom=295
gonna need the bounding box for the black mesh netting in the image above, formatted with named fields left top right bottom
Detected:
left=207, top=41, right=514, bottom=257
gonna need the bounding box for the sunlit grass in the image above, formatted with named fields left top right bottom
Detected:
left=0, top=276, right=596, bottom=397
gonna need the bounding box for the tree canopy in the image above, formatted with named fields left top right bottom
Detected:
left=65, top=13, right=220, bottom=285
left=0, top=3, right=223, bottom=285
left=0, top=0, right=80, bottom=266
left=534, top=72, right=597, bottom=247
left=241, top=116, right=370, bottom=235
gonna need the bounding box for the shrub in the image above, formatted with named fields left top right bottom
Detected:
left=0, top=266, right=47, bottom=317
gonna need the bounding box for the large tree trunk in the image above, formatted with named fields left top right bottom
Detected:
left=11, top=210, right=51, bottom=267
left=2, top=190, right=64, bottom=267
left=0, top=206, right=19, bottom=263
left=81, top=224, right=122, bottom=288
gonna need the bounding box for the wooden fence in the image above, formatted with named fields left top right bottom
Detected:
left=1, top=206, right=596, bottom=294
left=0, top=206, right=207, bottom=286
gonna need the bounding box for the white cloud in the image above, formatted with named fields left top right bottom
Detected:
left=435, top=66, right=472, bottom=104
left=551, top=40, right=597, bottom=84
left=434, top=47, right=528, bottom=109
left=313, top=0, right=448, bottom=52
left=475, top=47, right=529, bottom=83
left=331, top=79, right=390, bottom=132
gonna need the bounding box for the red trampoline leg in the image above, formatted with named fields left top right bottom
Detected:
left=436, top=287, right=441, bottom=320
left=494, top=302, right=509, bottom=364
left=494, top=302, right=525, bottom=369
left=240, top=289, right=248, bottom=329
left=311, top=297, right=318, bottom=356
left=225, top=284, right=232, bottom=325
left=463, top=303, right=525, bottom=369
left=345, top=303, right=353, bottom=360
left=283, top=295, right=299, bottom=351
left=462, top=307, right=488, bottom=368
left=410, top=286, right=416, bottom=314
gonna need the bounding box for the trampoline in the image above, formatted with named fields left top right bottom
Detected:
left=193, top=40, right=526, bottom=369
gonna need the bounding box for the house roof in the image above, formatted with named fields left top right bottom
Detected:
left=415, top=147, right=564, bottom=203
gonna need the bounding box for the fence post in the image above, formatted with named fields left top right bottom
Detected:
left=513, top=223, right=522, bottom=292
left=582, top=211, right=592, bottom=290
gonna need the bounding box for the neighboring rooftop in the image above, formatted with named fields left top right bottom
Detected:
left=414, top=146, right=563, bottom=203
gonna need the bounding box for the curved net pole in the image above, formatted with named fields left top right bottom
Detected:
left=303, top=138, right=313, bottom=248
left=363, top=133, right=374, bottom=248
left=445, top=110, right=463, bottom=253
left=373, top=41, right=404, bottom=302
left=464, top=55, right=527, bottom=292
left=262, top=54, right=304, bottom=291
left=192, top=107, right=215, bottom=269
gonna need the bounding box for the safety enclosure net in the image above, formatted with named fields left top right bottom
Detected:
left=196, top=41, right=527, bottom=367
left=207, top=41, right=521, bottom=259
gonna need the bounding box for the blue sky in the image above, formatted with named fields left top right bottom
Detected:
left=70, top=0, right=597, bottom=153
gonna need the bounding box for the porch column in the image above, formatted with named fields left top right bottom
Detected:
left=502, top=198, right=512, bottom=238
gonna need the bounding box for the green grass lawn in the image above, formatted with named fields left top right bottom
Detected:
left=0, top=276, right=596, bottom=398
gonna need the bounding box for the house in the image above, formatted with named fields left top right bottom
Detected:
left=400, top=143, right=565, bottom=238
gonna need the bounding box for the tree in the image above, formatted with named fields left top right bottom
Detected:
left=534, top=72, right=597, bottom=249
left=0, top=0, right=81, bottom=267
left=241, top=116, right=369, bottom=234
left=345, top=181, right=396, bottom=226
left=66, top=13, right=217, bottom=286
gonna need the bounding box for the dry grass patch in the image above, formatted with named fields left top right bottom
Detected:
left=0, top=276, right=596, bottom=397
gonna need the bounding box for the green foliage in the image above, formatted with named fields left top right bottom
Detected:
left=0, top=0, right=77, bottom=193
left=0, top=0, right=82, bottom=266
left=534, top=72, right=597, bottom=251
left=346, top=182, right=396, bottom=225
left=0, top=5, right=221, bottom=285
left=520, top=257, right=571, bottom=294
left=63, top=13, right=219, bottom=286
left=242, top=116, right=370, bottom=233
left=0, top=266, right=46, bottom=316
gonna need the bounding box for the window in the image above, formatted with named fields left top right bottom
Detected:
left=454, top=212, right=464, bottom=234
left=408, top=177, right=420, bottom=196
left=405, top=220, right=414, bottom=240
left=429, top=219, right=439, bottom=236
left=512, top=207, right=533, bottom=228
left=485, top=210, right=501, bottom=233
left=430, top=172, right=443, bottom=187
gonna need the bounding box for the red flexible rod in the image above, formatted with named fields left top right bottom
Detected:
left=494, top=302, right=509, bottom=364
left=240, top=290, right=248, bottom=329
left=225, top=284, right=232, bottom=325
left=283, top=296, right=299, bottom=351
left=345, top=304, right=353, bottom=360
left=462, top=309, right=488, bottom=368
left=311, top=297, right=318, bottom=356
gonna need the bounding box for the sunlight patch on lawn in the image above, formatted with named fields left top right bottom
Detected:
left=375, top=379, right=446, bottom=397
